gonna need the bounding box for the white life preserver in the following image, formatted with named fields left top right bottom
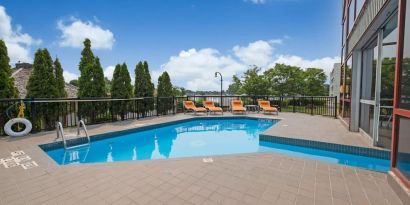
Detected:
left=4, top=118, right=32, bottom=137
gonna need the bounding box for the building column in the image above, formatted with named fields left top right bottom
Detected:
left=350, top=50, right=362, bottom=132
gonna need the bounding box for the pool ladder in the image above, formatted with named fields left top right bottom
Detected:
left=56, top=120, right=90, bottom=150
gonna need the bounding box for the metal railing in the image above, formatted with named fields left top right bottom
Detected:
left=0, top=96, right=337, bottom=135
left=56, top=121, right=90, bottom=149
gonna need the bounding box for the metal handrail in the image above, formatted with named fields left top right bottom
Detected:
left=77, top=120, right=90, bottom=145
left=56, top=122, right=67, bottom=149
left=56, top=120, right=90, bottom=150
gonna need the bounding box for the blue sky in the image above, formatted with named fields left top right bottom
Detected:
left=0, top=0, right=342, bottom=90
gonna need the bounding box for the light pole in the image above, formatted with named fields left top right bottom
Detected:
left=215, top=72, right=223, bottom=108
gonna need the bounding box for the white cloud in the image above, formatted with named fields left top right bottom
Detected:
left=0, top=6, right=41, bottom=63
left=155, top=48, right=247, bottom=91
left=245, top=0, right=267, bottom=4
left=233, top=40, right=277, bottom=67
left=271, top=55, right=340, bottom=79
left=157, top=39, right=340, bottom=91
left=63, top=70, right=79, bottom=83
left=57, top=17, right=115, bottom=49
left=104, top=65, right=115, bottom=80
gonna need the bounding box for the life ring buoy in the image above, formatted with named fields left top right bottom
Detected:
left=4, top=118, right=32, bottom=137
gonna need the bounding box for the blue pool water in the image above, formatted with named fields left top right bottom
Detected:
left=44, top=118, right=390, bottom=172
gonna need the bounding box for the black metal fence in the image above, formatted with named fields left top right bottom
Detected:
left=0, top=96, right=337, bottom=135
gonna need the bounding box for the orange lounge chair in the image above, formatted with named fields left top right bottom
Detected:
left=258, top=100, right=278, bottom=115
left=203, top=101, right=223, bottom=115
left=183, top=101, right=207, bottom=115
left=231, top=100, right=246, bottom=114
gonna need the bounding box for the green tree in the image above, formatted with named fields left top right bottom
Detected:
left=227, top=75, right=243, bottom=95
left=241, top=66, right=269, bottom=96
left=134, top=61, right=154, bottom=97
left=143, top=61, right=155, bottom=97
left=111, top=63, right=133, bottom=120
left=264, top=64, right=304, bottom=96
left=69, top=79, right=78, bottom=87
left=134, top=61, right=155, bottom=116
left=92, top=57, right=106, bottom=97
left=134, top=61, right=145, bottom=97
left=157, top=71, right=174, bottom=114
left=78, top=39, right=106, bottom=97
left=27, top=49, right=58, bottom=98
left=26, top=49, right=59, bottom=130
left=303, top=68, right=327, bottom=96
left=157, top=71, right=173, bottom=97
left=77, top=39, right=106, bottom=122
left=172, top=86, right=186, bottom=96
left=54, top=58, right=67, bottom=97
left=0, top=40, right=17, bottom=98
left=0, top=39, right=18, bottom=134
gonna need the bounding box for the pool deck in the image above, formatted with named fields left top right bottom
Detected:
left=0, top=113, right=403, bottom=205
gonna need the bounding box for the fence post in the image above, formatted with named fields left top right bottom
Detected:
left=111, top=97, right=114, bottom=122
left=311, top=96, right=314, bottom=115
left=156, top=97, right=159, bottom=117
left=172, top=96, right=176, bottom=115
left=136, top=99, right=139, bottom=119
left=279, top=96, right=282, bottom=112
left=334, top=96, right=337, bottom=119
left=30, top=98, right=37, bottom=133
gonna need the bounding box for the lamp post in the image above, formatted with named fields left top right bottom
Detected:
left=215, top=72, right=223, bottom=108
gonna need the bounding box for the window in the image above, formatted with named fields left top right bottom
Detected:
left=340, top=56, right=352, bottom=123
left=396, top=117, right=410, bottom=179
left=393, top=0, right=410, bottom=186
left=339, top=63, right=345, bottom=115
left=342, top=23, right=345, bottom=46
left=399, top=0, right=410, bottom=109
left=348, top=0, right=355, bottom=34
left=356, top=0, right=365, bottom=15
left=378, top=15, right=398, bottom=148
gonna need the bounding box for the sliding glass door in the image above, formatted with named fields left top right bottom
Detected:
left=378, top=18, right=397, bottom=148
left=359, top=42, right=377, bottom=139
left=359, top=13, right=397, bottom=148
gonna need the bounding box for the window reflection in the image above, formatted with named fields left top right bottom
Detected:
left=399, top=1, right=410, bottom=109
left=356, top=0, right=365, bottom=15
left=348, top=1, right=355, bottom=34
left=340, top=57, right=352, bottom=123
left=378, top=14, right=397, bottom=149
left=397, top=117, right=410, bottom=179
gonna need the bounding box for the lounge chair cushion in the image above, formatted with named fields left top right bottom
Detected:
left=192, top=107, right=207, bottom=112
left=208, top=107, right=223, bottom=112
left=184, top=101, right=207, bottom=112
left=233, top=107, right=246, bottom=111
left=203, top=101, right=223, bottom=112
left=261, top=107, right=278, bottom=112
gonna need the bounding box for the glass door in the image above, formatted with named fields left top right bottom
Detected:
left=377, top=17, right=397, bottom=148
left=359, top=13, right=397, bottom=148
left=359, top=40, right=377, bottom=139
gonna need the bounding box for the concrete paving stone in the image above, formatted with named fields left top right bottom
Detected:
left=0, top=113, right=404, bottom=205
left=111, top=196, right=135, bottom=205
left=295, top=194, right=315, bottom=205
left=188, top=194, right=206, bottom=205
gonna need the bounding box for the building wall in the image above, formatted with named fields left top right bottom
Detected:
left=342, top=0, right=410, bottom=190
left=329, top=63, right=341, bottom=103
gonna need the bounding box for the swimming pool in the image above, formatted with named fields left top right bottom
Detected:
left=41, top=117, right=390, bottom=172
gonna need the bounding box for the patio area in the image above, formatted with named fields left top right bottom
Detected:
left=0, top=113, right=403, bottom=205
